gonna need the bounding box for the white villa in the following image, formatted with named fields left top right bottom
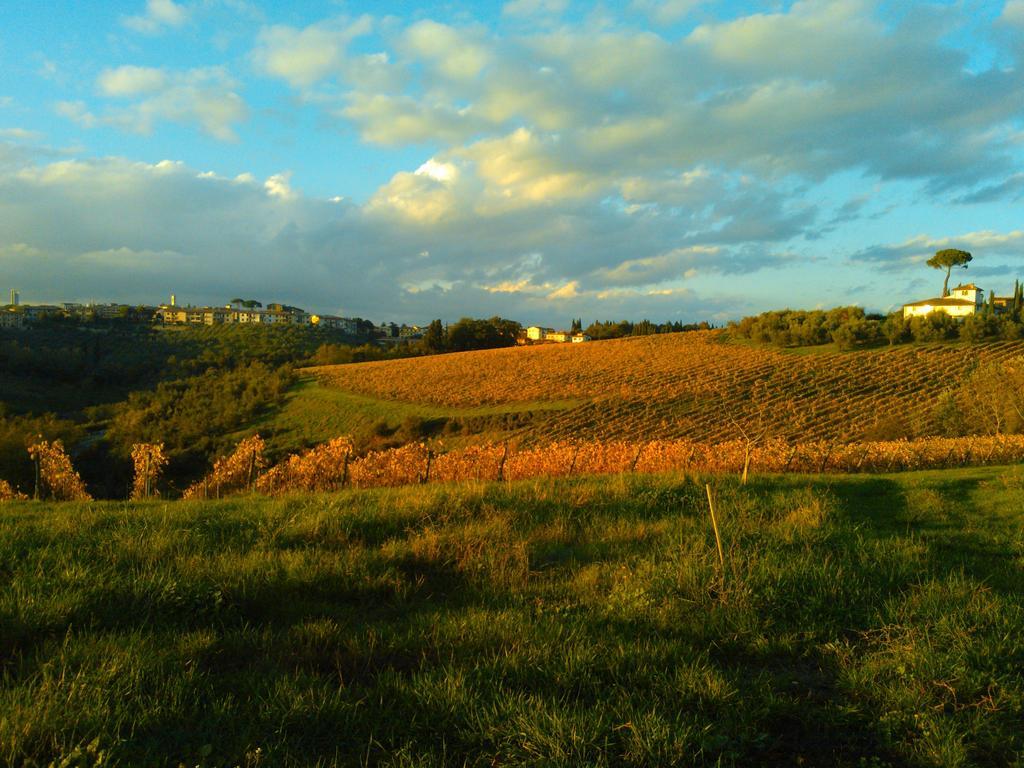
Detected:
left=902, top=283, right=986, bottom=320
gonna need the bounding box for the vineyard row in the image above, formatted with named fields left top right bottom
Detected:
left=10, top=433, right=1023, bottom=503
left=180, top=434, right=1024, bottom=500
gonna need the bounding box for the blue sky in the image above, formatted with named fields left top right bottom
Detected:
left=1, top=0, right=1023, bottom=325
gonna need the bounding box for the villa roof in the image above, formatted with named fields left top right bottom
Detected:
left=903, top=298, right=975, bottom=307
left=951, top=283, right=980, bottom=291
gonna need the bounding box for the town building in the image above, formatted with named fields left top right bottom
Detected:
left=0, top=310, right=25, bottom=329
left=311, top=315, right=359, bottom=334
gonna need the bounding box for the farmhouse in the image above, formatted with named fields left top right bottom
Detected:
left=902, top=283, right=985, bottom=320
left=526, top=326, right=554, bottom=341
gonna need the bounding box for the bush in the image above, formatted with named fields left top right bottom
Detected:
left=908, top=312, right=958, bottom=343
left=831, top=318, right=882, bottom=351
left=883, top=313, right=910, bottom=345
left=959, top=313, right=998, bottom=342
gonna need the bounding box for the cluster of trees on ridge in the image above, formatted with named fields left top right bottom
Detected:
left=730, top=249, right=1024, bottom=350
left=308, top=316, right=716, bottom=366
left=730, top=287, right=1024, bottom=351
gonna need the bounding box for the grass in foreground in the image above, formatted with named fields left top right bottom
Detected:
left=2, top=467, right=1024, bottom=766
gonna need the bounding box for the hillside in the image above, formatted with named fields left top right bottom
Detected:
left=309, top=331, right=1024, bottom=444
left=3, top=467, right=1023, bottom=766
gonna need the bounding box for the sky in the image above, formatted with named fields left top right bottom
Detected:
left=1, top=0, right=1023, bottom=326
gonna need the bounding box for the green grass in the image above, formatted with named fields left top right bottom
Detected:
left=249, top=376, right=580, bottom=456
left=3, top=467, right=1024, bottom=766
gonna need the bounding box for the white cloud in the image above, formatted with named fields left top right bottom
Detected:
left=852, top=230, right=1024, bottom=271
left=502, top=0, right=569, bottom=18
left=630, top=0, right=705, bottom=25
left=546, top=281, right=579, bottom=299
left=252, top=16, right=373, bottom=89
left=98, top=66, right=168, bottom=97
left=55, top=101, right=98, bottom=129
left=0, top=128, right=43, bottom=142
left=123, top=0, right=190, bottom=34
left=62, top=68, right=247, bottom=141
left=277, top=1, right=1023, bottom=208
left=0, top=153, right=772, bottom=321
left=264, top=172, right=297, bottom=200
left=342, top=93, right=480, bottom=145
left=415, top=159, right=459, bottom=183
left=1001, top=0, right=1024, bottom=26
left=402, top=20, right=492, bottom=81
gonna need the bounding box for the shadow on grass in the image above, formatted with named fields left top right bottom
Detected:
left=826, top=473, right=1022, bottom=596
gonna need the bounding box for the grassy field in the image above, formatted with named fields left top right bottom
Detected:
left=246, top=376, right=581, bottom=457
left=3, top=466, right=1024, bottom=766
left=308, top=332, right=1024, bottom=444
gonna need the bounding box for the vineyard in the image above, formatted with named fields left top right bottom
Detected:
left=310, top=331, right=1024, bottom=443
left=162, top=433, right=1024, bottom=500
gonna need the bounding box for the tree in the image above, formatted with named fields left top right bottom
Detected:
left=421, top=319, right=447, bottom=353
left=926, top=249, right=972, bottom=297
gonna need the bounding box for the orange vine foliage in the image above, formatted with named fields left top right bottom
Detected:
left=245, top=433, right=1024, bottom=496
left=0, top=479, right=27, bottom=501
left=254, top=437, right=354, bottom=494
left=130, top=443, right=169, bottom=500
left=27, top=439, right=91, bottom=501
left=182, top=435, right=267, bottom=500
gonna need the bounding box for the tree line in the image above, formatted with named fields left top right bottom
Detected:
left=730, top=296, right=1024, bottom=351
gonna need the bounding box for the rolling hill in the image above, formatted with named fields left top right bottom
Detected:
left=307, top=331, right=1024, bottom=445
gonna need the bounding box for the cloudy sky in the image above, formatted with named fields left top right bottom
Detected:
left=1, top=0, right=1023, bottom=325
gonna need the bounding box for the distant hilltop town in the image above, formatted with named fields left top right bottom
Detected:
left=0, top=291, right=424, bottom=340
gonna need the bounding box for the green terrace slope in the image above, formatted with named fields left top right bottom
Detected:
left=3, top=467, right=1024, bottom=766
left=308, top=331, right=1024, bottom=444
left=246, top=376, right=582, bottom=456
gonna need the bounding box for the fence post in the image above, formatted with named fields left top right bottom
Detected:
left=781, top=445, right=798, bottom=473
left=247, top=447, right=256, bottom=491
left=630, top=443, right=644, bottom=473
left=341, top=450, right=350, bottom=488
left=818, top=443, right=833, bottom=474
left=854, top=446, right=870, bottom=471
left=421, top=449, right=433, bottom=484
left=497, top=443, right=509, bottom=482
left=33, top=454, right=41, bottom=501
left=568, top=445, right=580, bottom=476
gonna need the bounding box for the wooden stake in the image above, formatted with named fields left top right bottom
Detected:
left=705, top=483, right=725, bottom=579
